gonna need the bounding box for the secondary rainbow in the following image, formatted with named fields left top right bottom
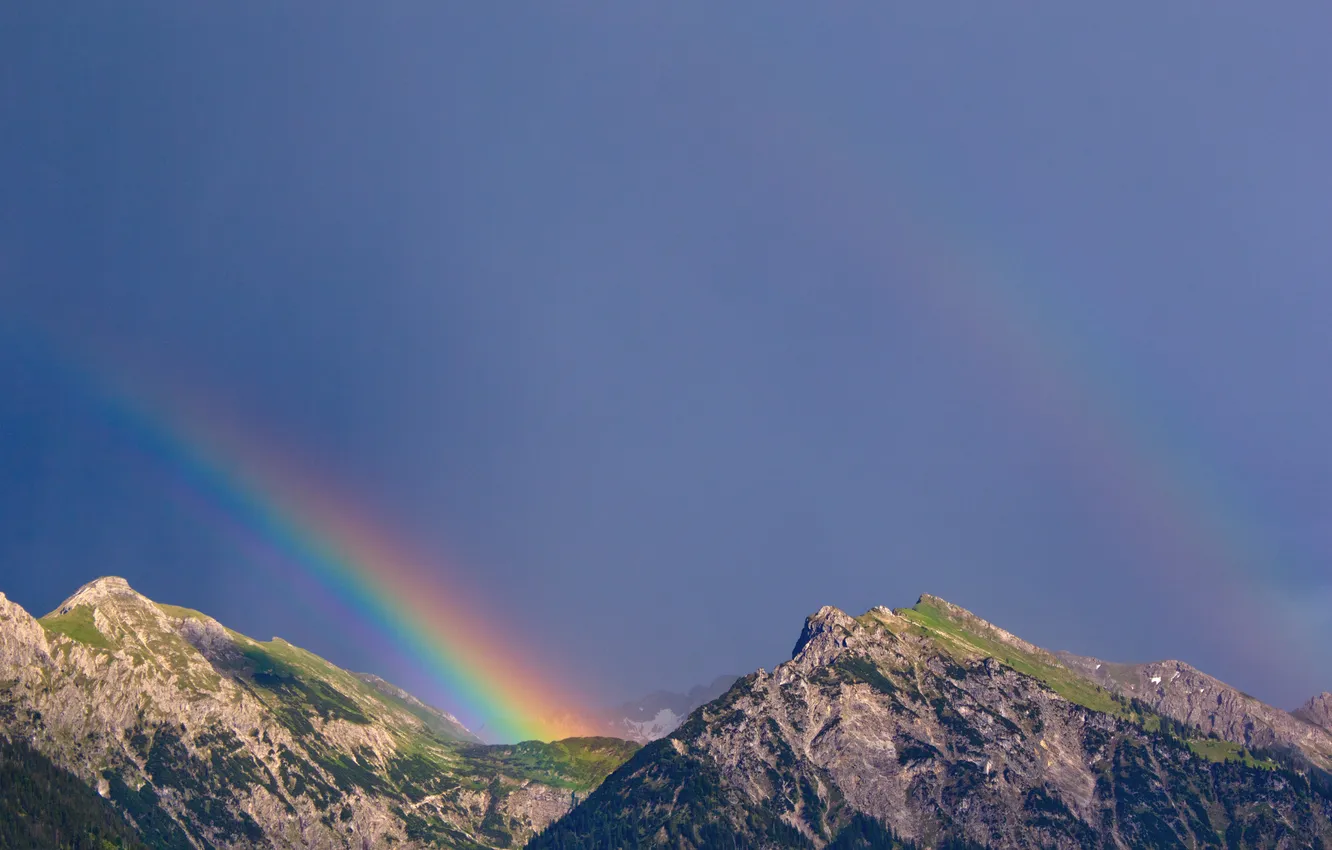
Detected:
left=742, top=105, right=1311, bottom=673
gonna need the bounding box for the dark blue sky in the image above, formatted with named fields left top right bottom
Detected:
left=2, top=5, right=1329, bottom=718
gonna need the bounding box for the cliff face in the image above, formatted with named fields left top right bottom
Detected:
left=0, top=578, right=637, bottom=849
left=1295, top=694, right=1332, bottom=734
left=532, top=597, right=1332, bottom=849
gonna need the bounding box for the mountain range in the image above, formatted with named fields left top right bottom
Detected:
left=2, top=579, right=1330, bottom=848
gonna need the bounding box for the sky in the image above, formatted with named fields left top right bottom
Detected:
left=2, top=5, right=1330, bottom=730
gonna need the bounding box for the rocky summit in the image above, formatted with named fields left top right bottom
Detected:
left=0, top=577, right=638, bottom=849
left=531, top=596, right=1332, bottom=849
left=1296, top=694, right=1332, bottom=735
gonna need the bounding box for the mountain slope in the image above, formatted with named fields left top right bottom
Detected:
left=352, top=671, right=480, bottom=743
left=531, top=597, right=1332, bottom=849
left=1054, top=655, right=1332, bottom=772
left=0, top=577, right=638, bottom=849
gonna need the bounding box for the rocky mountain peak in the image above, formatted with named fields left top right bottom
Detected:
left=41, top=576, right=183, bottom=657
left=1296, top=692, right=1332, bottom=732
left=807, top=604, right=854, bottom=627
left=48, top=575, right=145, bottom=616
left=791, top=604, right=857, bottom=660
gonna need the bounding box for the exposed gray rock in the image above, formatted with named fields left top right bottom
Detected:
left=0, top=591, right=53, bottom=670
left=1057, top=651, right=1332, bottom=770
left=1296, top=693, right=1332, bottom=733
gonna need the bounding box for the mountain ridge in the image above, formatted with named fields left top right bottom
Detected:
left=532, top=595, right=1332, bottom=849
left=0, top=576, right=638, bottom=849
left=1055, top=651, right=1332, bottom=771
left=6, top=579, right=1331, bottom=848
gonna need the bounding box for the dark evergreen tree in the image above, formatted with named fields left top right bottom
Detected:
left=0, top=736, right=150, bottom=850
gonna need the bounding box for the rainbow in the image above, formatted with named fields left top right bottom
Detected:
left=69, top=362, right=584, bottom=744
left=741, top=108, right=1313, bottom=675
left=9, top=111, right=1319, bottom=727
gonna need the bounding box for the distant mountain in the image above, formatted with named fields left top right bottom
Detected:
left=0, top=577, right=638, bottom=849
left=537, top=676, right=740, bottom=745
left=589, top=675, right=740, bottom=744
left=532, top=595, right=1332, bottom=849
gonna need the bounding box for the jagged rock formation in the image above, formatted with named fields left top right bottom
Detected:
left=0, top=578, right=638, bottom=849
left=1296, top=694, right=1332, bottom=734
left=532, top=596, right=1332, bottom=849
left=1056, top=653, right=1332, bottom=771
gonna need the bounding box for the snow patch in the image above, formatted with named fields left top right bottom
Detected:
left=623, top=708, right=682, bottom=741
left=1151, top=676, right=1162, bottom=685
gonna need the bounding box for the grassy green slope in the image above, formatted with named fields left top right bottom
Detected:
left=39, top=605, right=115, bottom=650
left=461, top=737, right=641, bottom=792
left=889, top=597, right=1125, bottom=716
left=886, top=597, right=1286, bottom=771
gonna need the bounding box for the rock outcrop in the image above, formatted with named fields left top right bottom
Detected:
left=1297, top=693, right=1332, bottom=733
